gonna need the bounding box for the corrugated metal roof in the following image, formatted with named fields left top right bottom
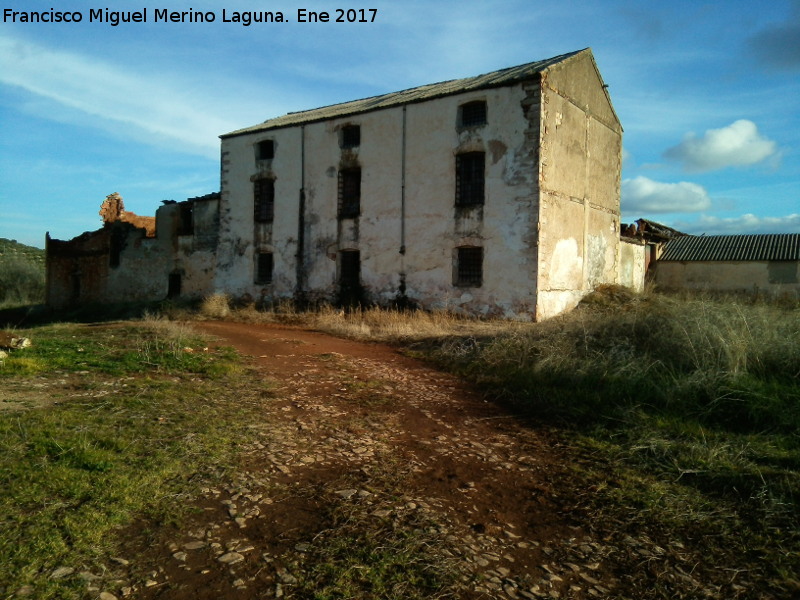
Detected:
left=659, top=234, right=800, bottom=262
left=221, top=49, right=590, bottom=139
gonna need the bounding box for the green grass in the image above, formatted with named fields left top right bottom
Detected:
left=297, top=523, right=452, bottom=600
left=293, top=454, right=456, bottom=600
left=0, top=319, right=267, bottom=599
left=5, top=291, right=797, bottom=598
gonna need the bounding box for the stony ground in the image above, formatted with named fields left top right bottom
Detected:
left=85, top=321, right=751, bottom=600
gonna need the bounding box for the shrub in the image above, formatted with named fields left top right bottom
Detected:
left=0, top=257, right=45, bottom=307
left=199, top=293, right=231, bottom=319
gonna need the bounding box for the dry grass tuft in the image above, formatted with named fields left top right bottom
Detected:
left=309, top=305, right=531, bottom=342
left=199, top=293, right=231, bottom=319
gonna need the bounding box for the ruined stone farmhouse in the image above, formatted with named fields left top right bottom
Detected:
left=47, top=48, right=645, bottom=319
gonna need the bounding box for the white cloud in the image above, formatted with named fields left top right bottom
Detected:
left=0, top=34, right=240, bottom=158
left=677, top=213, right=800, bottom=235
left=622, top=176, right=711, bottom=213
left=663, top=120, right=777, bottom=172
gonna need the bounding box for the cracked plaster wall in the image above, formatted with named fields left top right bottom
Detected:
left=535, top=52, right=623, bottom=319
left=218, top=85, right=541, bottom=318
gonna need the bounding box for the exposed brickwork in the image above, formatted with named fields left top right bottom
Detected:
left=99, top=192, right=156, bottom=237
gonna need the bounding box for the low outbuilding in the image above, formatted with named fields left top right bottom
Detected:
left=652, top=234, right=800, bottom=299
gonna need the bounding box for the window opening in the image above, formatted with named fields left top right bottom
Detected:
left=167, top=273, right=182, bottom=298
left=341, top=125, right=361, bottom=149
left=257, top=140, right=274, bottom=160
left=456, top=152, right=485, bottom=207
left=456, top=247, right=483, bottom=287
left=254, top=179, right=275, bottom=223
left=338, top=168, right=361, bottom=218
left=460, top=100, right=487, bottom=127
left=256, top=252, right=274, bottom=284
left=339, top=250, right=362, bottom=306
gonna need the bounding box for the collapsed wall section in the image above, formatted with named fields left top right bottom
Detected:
left=45, top=193, right=220, bottom=308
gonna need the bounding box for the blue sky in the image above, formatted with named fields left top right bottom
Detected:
left=1, top=0, right=798, bottom=248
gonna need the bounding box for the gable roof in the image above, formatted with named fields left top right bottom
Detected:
left=659, top=234, right=800, bottom=262
left=222, top=49, right=590, bottom=139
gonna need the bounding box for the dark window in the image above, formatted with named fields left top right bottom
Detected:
left=256, top=252, right=273, bottom=284
left=254, top=179, right=275, bottom=223
left=456, top=247, right=483, bottom=287
left=257, top=140, right=274, bottom=160
left=339, top=250, right=361, bottom=305
left=341, top=125, right=360, bottom=149
left=460, top=101, right=487, bottom=127
left=177, top=202, right=194, bottom=236
left=168, top=273, right=182, bottom=298
left=338, top=168, right=361, bottom=218
left=456, top=152, right=485, bottom=207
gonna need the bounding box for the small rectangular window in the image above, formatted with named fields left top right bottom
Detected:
left=456, top=152, right=485, bottom=207
left=460, top=101, right=487, bottom=127
left=338, top=168, right=361, bottom=218
left=168, top=273, right=182, bottom=298
left=456, top=247, right=483, bottom=287
left=257, top=140, right=274, bottom=160
left=254, top=179, right=275, bottom=223
left=256, top=252, right=273, bottom=284
left=341, top=125, right=360, bottom=149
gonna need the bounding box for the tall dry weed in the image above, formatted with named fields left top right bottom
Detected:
left=200, top=293, right=231, bottom=319
left=431, top=290, right=800, bottom=432
left=310, top=305, right=528, bottom=342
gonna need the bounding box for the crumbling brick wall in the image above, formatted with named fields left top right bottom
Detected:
left=99, top=192, right=156, bottom=237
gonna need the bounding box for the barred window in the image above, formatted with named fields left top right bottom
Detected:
left=256, top=252, right=273, bottom=284
left=456, top=247, right=483, bottom=287
left=456, top=152, right=485, bottom=207
left=338, top=168, right=361, bottom=218
left=257, top=140, right=274, bottom=160
left=459, top=100, right=487, bottom=127
left=254, top=179, right=275, bottom=223
left=341, top=125, right=360, bottom=149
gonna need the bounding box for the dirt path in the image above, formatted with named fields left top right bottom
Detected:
left=123, top=321, right=622, bottom=599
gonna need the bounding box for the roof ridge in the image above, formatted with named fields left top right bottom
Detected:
left=221, top=49, right=590, bottom=139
